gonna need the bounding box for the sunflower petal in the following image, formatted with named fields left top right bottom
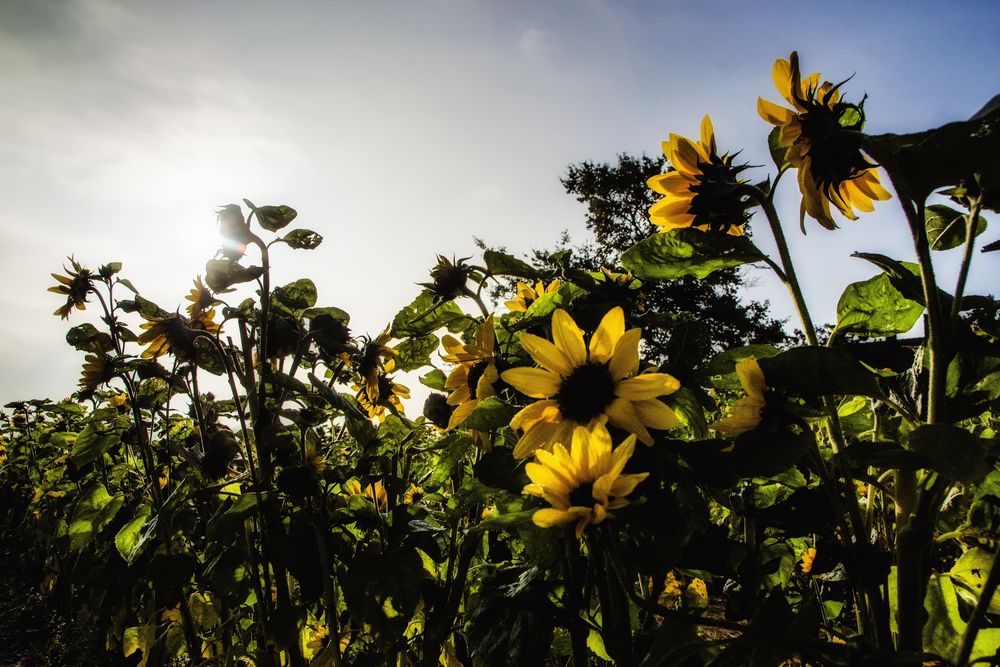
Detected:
left=606, top=398, right=653, bottom=446
left=502, top=367, right=561, bottom=399
left=590, top=307, right=624, bottom=364
left=520, top=333, right=573, bottom=376
left=616, top=373, right=681, bottom=400
left=634, top=399, right=679, bottom=430
left=609, top=328, right=642, bottom=380
left=551, top=309, right=586, bottom=367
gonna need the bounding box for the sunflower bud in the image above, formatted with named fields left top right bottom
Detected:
left=419, top=255, right=475, bottom=303
left=423, top=393, right=455, bottom=430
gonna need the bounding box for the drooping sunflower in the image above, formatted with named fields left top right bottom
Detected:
left=441, top=315, right=498, bottom=428
left=505, top=279, right=561, bottom=313
left=185, top=276, right=221, bottom=320
left=356, top=327, right=395, bottom=404
left=48, top=257, right=94, bottom=320
left=138, top=308, right=221, bottom=361
left=78, top=352, right=116, bottom=393
left=501, top=307, right=680, bottom=459
left=647, top=115, right=753, bottom=235
left=523, top=420, right=648, bottom=539
left=356, top=365, right=409, bottom=422
left=758, top=51, right=891, bottom=230
left=709, top=357, right=766, bottom=438
left=419, top=255, right=476, bottom=304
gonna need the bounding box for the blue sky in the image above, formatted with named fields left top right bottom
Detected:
left=1, top=0, right=998, bottom=406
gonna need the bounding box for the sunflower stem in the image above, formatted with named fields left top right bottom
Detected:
left=950, top=193, right=982, bottom=329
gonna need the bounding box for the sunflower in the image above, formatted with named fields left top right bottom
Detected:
left=420, top=255, right=475, bottom=304
left=48, top=257, right=94, bottom=319
left=441, top=315, right=498, bottom=428
left=185, top=276, right=221, bottom=320
left=356, top=367, right=409, bottom=422
left=523, top=420, right=648, bottom=539
left=709, top=357, right=766, bottom=438
left=403, top=484, right=424, bottom=505
left=345, top=478, right=388, bottom=510
left=505, top=279, right=561, bottom=313
left=647, top=115, right=753, bottom=235
left=78, top=353, right=116, bottom=393
left=138, top=308, right=221, bottom=361
left=356, top=327, right=395, bottom=403
left=758, top=52, right=891, bottom=230
left=501, top=307, right=680, bottom=459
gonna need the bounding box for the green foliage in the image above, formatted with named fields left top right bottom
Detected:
left=622, top=228, right=765, bottom=280
left=835, top=272, right=924, bottom=337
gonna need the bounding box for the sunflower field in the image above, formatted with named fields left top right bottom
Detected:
left=3, top=52, right=1000, bottom=666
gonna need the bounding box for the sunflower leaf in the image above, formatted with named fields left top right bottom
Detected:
left=419, top=368, right=447, bottom=391
left=621, top=229, right=765, bottom=280
left=925, top=204, right=986, bottom=251
left=767, top=126, right=792, bottom=172
left=758, top=347, right=881, bottom=398
left=394, top=333, right=438, bottom=371
left=463, top=397, right=519, bottom=432
left=205, top=259, right=264, bottom=292
left=483, top=250, right=539, bottom=279
left=835, top=273, right=924, bottom=338
left=254, top=204, right=298, bottom=232
left=427, top=433, right=474, bottom=490
left=69, top=482, right=124, bottom=550
left=280, top=228, right=323, bottom=250
left=391, top=291, right=468, bottom=337
left=66, top=323, right=115, bottom=353
left=903, top=424, right=988, bottom=484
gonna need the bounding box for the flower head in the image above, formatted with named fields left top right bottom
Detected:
left=505, top=279, right=561, bottom=313
left=419, top=255, right=475, bottom=303
left=441, top=315, right=498, bottom=429
left=758, top=52, right=891, bottom=230
left=345, top=478, right=388, bottom=509
left=647, top=115, right=753, bottom=235
left=185, top=276, right=221, bottom=320
left=356, top=328, right=395, bottom=404
left=356, top=367, right=409, bottom=422
left=523, top=420, right=648, bottom=539
left=709, top=357, right=766, bottom=438
left=48, top=257, right=94, bottom=319
left=78, top=352, right=116, bottom=393
left=138, top=308, right=221, bottom=361
left=502, top=307, right=680, bottom=458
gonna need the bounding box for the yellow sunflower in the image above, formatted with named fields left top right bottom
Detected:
left=185, top=276, right=221, bottom=320
left=356, top=327, right=395, bottom=404
left=523, top=420, right=648, bottom=539
left=647, top=115, right=753, bottom=235
left=441, top=315, right=499, bottom=428
left=758, top=52, right=891, bottom=230
left=505, top=279, right=561, bottom=313
left=137, top=308, right=221, bottom=360
left=48, top=257, right=94, bottom=320
left=78, top=352, right=116, bottom=393
left=355, top=367, right=409, bottom=422
left=501, top=307, right=680, bottom=459
left=345, top=478, right=388, bottom=509
left=709, top=357, right=766, bottom=438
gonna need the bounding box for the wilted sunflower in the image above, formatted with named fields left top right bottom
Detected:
left=138, top=308, right=221, bottom=361
left=356, top=328, right=395, bottom=404
left=356, top=366, right=409, bottom=421
left=78, top=352, right=116, bottom=393
left=48, top=257, right=94, bottom=319
left=647, top=115, right=753, bottom=235
left=502, top=307, right=680, bottom=459
left=523, top=420, right=648, bottom=539
left=505, top=279, right=561, bottom=313
left=419, top=255, right=476, bottom=304
left=758, top=52, right=891, bottom=230
left=441, top=315, right=498, bottom=428
left=709, top=357, right=767, bottom=438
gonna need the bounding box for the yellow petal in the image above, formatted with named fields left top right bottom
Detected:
left=501, top=367, right=561, bottom=399
left=735, top=358, right=766, bottom=400
left=700, top=115, right=716, bottom=156
left=606, top=398, right=653, bottom=446
left=510, top=399, right=559, bottom=430
left=634, top=399, right=679, bottom=430
left=757, top=97, right=794, bottom=126
left=525, top=461, right=575, bottom=496
left=447, top=399, right=477, bottom=429
left=647, top=172, right=690, bottom=195
left=520, top=333, right=573, bottom=376
left=609, top=328, right=642, bottom=380
left=616, top=373, right=681, bottom=400
left=589, top=307, right=624, bottom=364
left=551, top=309, right=586, bottom=367
left=532, top=507, right=577, bottom=528
left=513, top=420, right=560, bottom=459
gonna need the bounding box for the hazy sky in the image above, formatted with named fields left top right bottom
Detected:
left=2, top=0, right=998, bottom=408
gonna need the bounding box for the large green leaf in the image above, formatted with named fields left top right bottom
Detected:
left=903, top=424, right=988, bottom=483
left=280, top=228, right=323, bottom=249
left=863, top=102, right=1000, bottom=206
left=835, top=273, right=924, bottom=338
left=254, top=204, right=297, bottom=232
left=758, top=347, right=881, bottom=397
left=393, top=333, right=438, bottom=371
left=926, top=204, right=987, bottom=251
left=621, top=228, right=765, bottom=280
left=462, top=397, right=518, bottom=432
left=114, top=503, right=152, bottom=562
left=69, top=482, right=124, bottom=550
left=950, top=547, right=1000, bottom=614
left=271, top=278, right=317, bottom=315
left=205, top=259, right=264, bottom=292
left=71, top=417, right=128, bottom=466
left=483, top=250, right=538, bottom=279
left=427, top=433, right=474, bottom=490
left=923, top=574, right=1000, bottom=664
left=391, top=291, right=468, bottom=337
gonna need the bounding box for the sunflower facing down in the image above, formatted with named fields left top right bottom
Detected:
left=441, top=315, right=499, bottom=427
left=356, top=328, right=396, bottom=405
left=505, top=279, right=561, bottom=314
left=78, top=352, right=116, bottom=393
left=523, top=420, right=648, bottom=539
left=137, top=308, right=222, bottom=360
left=502, top=307, right=680, bottom=459
left=48, top=257, right=94, bottom=320
left=356, top=364, right=410, bottom=422
left=185, top=276, right=221, bottom=320
left=647, top=115, right=753, bottom=236
left=758, top=52, right=891, bottom=230
left=709, top=357, right=767, bottom=438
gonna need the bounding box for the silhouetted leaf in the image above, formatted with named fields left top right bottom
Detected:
left=622, top=229, right=765, bottom=280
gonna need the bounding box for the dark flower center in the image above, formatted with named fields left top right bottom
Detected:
left=467, top=360, right=490, bottom=399
left=568, top=481, right=596, bottom=508
left=689, top=156, right=754, bottom=233
left=797, top=91, right=873, bottom=193
left=556, top=362, right=617, bottom=424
